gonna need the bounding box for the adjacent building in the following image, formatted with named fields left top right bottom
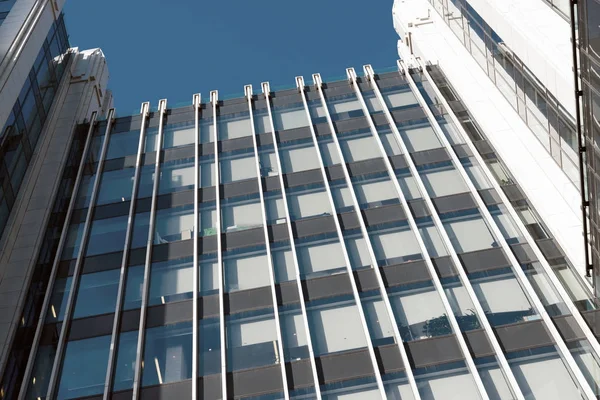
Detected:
left=0, top=0, right=111, bottom=397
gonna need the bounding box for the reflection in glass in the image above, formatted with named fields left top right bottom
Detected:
left=112, top=330, right=138, bottom=391
left=72, top=269, right=119, bottom=319
left=142, top=321, right=193, bottom=387
left=57, top=335, right=111, bottom=399
left=226, top=309, right=279, bottom=371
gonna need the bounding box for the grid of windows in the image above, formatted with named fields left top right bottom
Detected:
left=426, top=0, right=580, bottom=188
left=4, top=65, right=600, bottom=400
left=0, top=14, right=70, bottom=238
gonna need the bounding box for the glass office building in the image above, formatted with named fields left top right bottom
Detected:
left=0, top=14, right=71, bottom=237
left=1, top=63, right=598, bottom=400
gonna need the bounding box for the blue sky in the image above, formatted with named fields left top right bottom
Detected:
left=64, top=0, right=397, bottom=114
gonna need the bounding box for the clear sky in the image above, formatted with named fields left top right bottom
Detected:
left=63, top=0, right=397, bottom=114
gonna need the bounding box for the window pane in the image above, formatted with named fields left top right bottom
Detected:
left=259, top=146, right=279, bottom=176
left=226, top=310, right=279, bottom=371
left=509, top=347, right=582, bottom=400
left=142, top=321, right=193, bottom=386
left=420, top=166, right=469, bottom=197
left=339, top=133, right=382, bottom=162
left=73, top=269, right=120, bottom=319
left=159, top=158, right=194, bottom=194
left=86, top=215, right=128, bottom=256
left=137, top=164, right=155, bottom=199
left=265, top=192, right=286, bottom=224
left=272, top=104, right=309, bottom=131
left=106, top=130, right=141, bottom=159
left=58, top=335, right=111, bottom=399
left=371, top=227, right=422, bottom=265
left=218, top=112, right=252, bottom=140
left=220, top=152, right=257, bottom=183
left=319, top=138, right=341, bottom=166
left=415, top=362, right=480, bottom=400
left=199, top=155, right=216, bottom=187
left=280, top=305, right=310, bottom=361
left=389, top=283, right=452, bottom=341
left=199, top=318, right=221, bottom=376
left=199, top=257, right=219, bottom=295
left=162, top=122, right=194, bottom=149
left=123, top=265, right=143, bottom=310
left=326, top=93, right=364, bottom=121
left=443, top=214, right=497, bottom=253
left=62, top=222, right=84, bottom=260
left=131, top=211, right=150, bottom=249
left=46, top=277, right=71, bottom=322
left=222, top=195, right=263, bottom=232
left=224, top=249, right=271, bottom=292
left=287, top=187, right=332, bottom=220
left=382, top=88, right=418, bottom=110
left=154, top=204, right=194, bottom=244
left=471, top=270, right=537, bottom=326
left=354, top=176, right=398, bottom=207
left=149, top=257, right=193, bottom=305
left=296, top=237, right=346, bottom=278
left=307, top=300, right=368, bottom=355
left=96, top=167, right=135, bottom=205
left=280, top=143, right=320, bottom=174
left=272, top=243, right=296, bottom=283
left=399, top=125, right=442, bottom=152
left=112, top=330, right=138, bottom=391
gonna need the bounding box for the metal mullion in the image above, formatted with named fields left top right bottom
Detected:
left=46, top=108, right=116, bottom=399
left=347, top=67, right=491, bottom=400
left=245, top=84, right=289, bottom=400
left=364, top=64, right=526, bottom=399
left=192, top=93, right=200, bottom=400
left=296, top=75, right=386, bottom=399
left=17, top=111, right=99, bottom=400
left=311, top=72, right=421, bottom=400
left=212, top=90, right=227, bottom=400
left=418, top=60, right=600, bottom=393
left=103, top=102, right=150, bottom=399
left=422, top=57, right=600, bottom=358
left=399, top=60, right=597, bottom=399
left=262, top=81, right=322, bottom=400
left=132, top=99, right=167, bottom=400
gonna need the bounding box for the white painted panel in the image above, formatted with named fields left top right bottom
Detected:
left=345, top=236, right=371, bottom=269
left=272, top=248, right=295, bottom=282
left=275, top=109, right=308, bottom=130
left=444, top=218, right=495, bottom=253
left=281, top=145, right=320, bottom=173
left=420, top=371, right=480, bottom=400
left=392, top=289, right=446, bottom=331
left=221, top=155, right=257, bottom=183
left=229, top=318, right=276, bottom=347
left=473, top=277, right=531, bottom=313
left=419, top=225, right=448, bottom=257
left=289, top=190, right=331, bottom=219
left=310, top=304, right=367, bottom=354
left=341, top=135, right=381, bottom=162
left=297, top=241, right=346, bottom=274
left=384, top=91, right=419, bottom=109
left=372, top=229, right=421, bottom=260
left=225, top=253, right=270, bottom=291
left=421, top=168, right=468, bottom=197
left=223, top=202, right=262, bottom=230
left=355, top=179, right=397, bottom=204
left=400, top=125, right=442, bottom=152
left=331, top=99, right=362, bottom=114
left=364, top=298, right=394, bottom=339
left=512, top=356, right=581, bottom=400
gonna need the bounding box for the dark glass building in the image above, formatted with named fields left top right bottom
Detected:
left=2, top=64, right=600, bottom=400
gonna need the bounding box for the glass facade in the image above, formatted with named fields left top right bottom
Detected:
left=426, top=0, right=580, bottom=187
left=0, top=0, right=16, bottom=26
left=2, top=65, right=600, bottom=400
left=578, top=0, right=600, bottom=295
left=0, top=14, right=70, bottom=238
